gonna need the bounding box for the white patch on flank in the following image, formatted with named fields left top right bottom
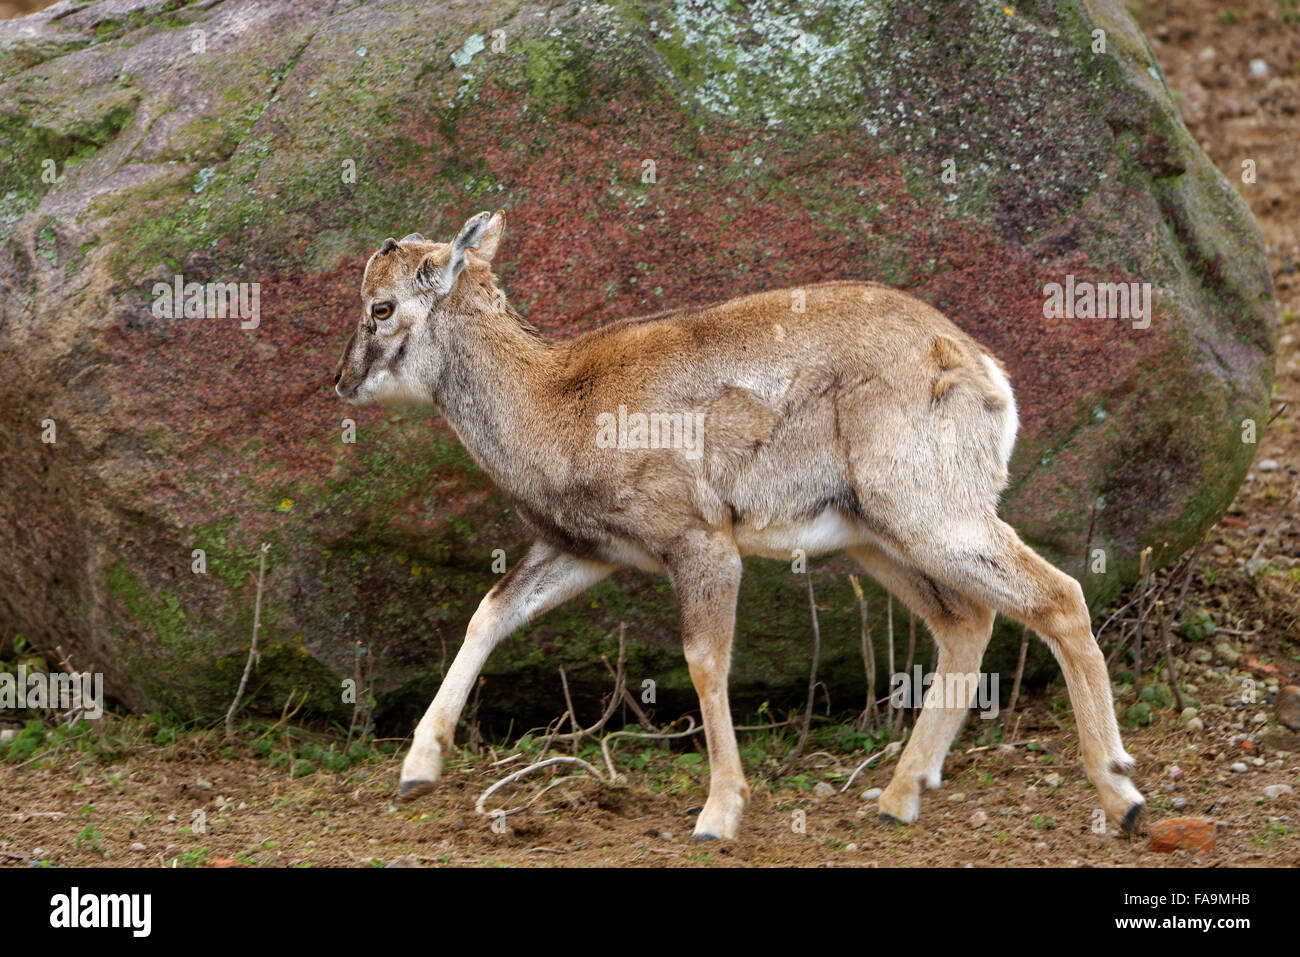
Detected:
left=734, top=508, right=861, bottom=559
left=982, top=353, right=1018, bottom=465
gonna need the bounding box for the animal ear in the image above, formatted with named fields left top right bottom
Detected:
left=400, top=232, right=426, bottom=244
left=379, top=237, right=399, bottom=255
left=472, top=211, right=505, bottom=263
left=416, top=211, right=493, bottom=294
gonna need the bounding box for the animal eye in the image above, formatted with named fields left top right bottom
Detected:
left=372, top=302, right=394, bottom=320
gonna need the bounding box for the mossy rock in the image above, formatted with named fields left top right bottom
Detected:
left=0, top=0, right=1274, bottom=729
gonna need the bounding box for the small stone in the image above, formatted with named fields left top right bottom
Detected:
left=812, top=781, right=835, bottom=798
left=130, top=843, right=146, bottom=852
left=660, top=831, right=674, bottom=841
left=948, top=792, right=966, bottom=802
left=385, top=855, right=422, bottom=868
left=1230, top=762, right=1248, bottom=773
left=968, top=809, right=988, bottom=827
left=1253, top=712, right=1267, bottom=725
left=1215, top=642, right=1239, bottom=667
left=1171, top=797, right=1189, bottom=810
left=843, top=842, right=857, bottom=852
left=1186, top=717, right=1204, bottom=733
left=1179, top=707, right=1199, bottom=724
left=1275, top=686, right=1300, bottom=731
left=1043, top=772, right=1063, bottom=788
left=1262, top=784, right=1293, bottom=799
left=196, top=778, right=213, bottom=790
left=0, top=729, right=14, bottom=743
left=1257, top=457, right=1279, bottom=471
left=1251, top=757, right=1265, bottom=767
left=1150, top=817, right=1216, bottom=853
left=1169, top=765, right=1185, bottom=781
left=861, top=787, right=882, bottom=801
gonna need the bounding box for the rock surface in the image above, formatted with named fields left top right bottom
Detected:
left=0, top=0, right=1276, bottom=724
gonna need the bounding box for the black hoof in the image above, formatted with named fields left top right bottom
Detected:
left=1121, top=802, right=1144, bottom=835
left=397, top=779, right=436, bottom=802
left=692, top=832, right=720, bottom=844
left=877, top=812, right=902, bottom=826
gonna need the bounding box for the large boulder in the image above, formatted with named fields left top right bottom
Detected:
left=0, top=0, right=1275, bottom=727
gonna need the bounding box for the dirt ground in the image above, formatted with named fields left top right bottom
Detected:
left=2, top=0, right=1298, bottom=868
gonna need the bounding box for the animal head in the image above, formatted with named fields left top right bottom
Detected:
left=333, top=210, right=506, bottom=405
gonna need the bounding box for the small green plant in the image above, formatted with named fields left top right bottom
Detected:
left=1140, top=683, right=1174, bottom=710
left=1126, top=701, right=1152, bottom=728
left=75, top=825, right=104, bottom=852
left=173, top=846, right=210, bottom=868
left=5, top=721, right=46, bottom=763
left=1252, top=818, right=1292, bottom=848
left=1180, top=607, right=1216, bottom=642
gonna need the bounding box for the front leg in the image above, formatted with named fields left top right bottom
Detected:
left=399, top=542, right=615, bottom=799
left=666, top=533, right=747, bottom=841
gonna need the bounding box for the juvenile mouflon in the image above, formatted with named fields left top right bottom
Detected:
left=334, top=210, right=1144, bottom=841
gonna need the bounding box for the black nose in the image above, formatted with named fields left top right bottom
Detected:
left=333, top=373, right=341, bottom=385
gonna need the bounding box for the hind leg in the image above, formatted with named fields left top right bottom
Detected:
left=847, top=545, right=996, bottom=824
left=883, top=517, right=1144, bottom=831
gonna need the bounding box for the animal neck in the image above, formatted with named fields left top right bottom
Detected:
left=432, top=290, right=561, bottom=494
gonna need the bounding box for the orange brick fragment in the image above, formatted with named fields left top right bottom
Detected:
left=1149, top=817, right=1216, bottom=853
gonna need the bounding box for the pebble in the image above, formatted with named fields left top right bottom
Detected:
left=196, top=778, right=213, bottom=790
left=1215, top=642, right=1239, bottom=667
left=1043, top=772, right=1063, bottom=788
left=660, top=831, right=673, bottom=841
left=1171, top=797, right=1189, bottom=810
left=861, top=787, right=882, bottom=801
left=1276, top=685, right=1300, bottom=731
left=1252, top=712, right=1267, bottom=725
left=1186, top=717, right=1204, bottom=733
left=1180, top=706, right=1199, bottom=724
left=0, top=729, right=14, bottom=744
left=1169, top=765, right=1185, bottom=781
left=1262, top=784, right=1293, bottom=799
left=1230, top=762, right=1248, bottom=773
left=1150, top=817, right=1216, bottom=853
left=968, top=809, right=988, bottom=828
left=130, top=842, right=147, bottom=852
left=1257, top=457, right=1279, bottom=471
left=843, top=842, right=857, bottom=852
left=948, top=792, right=966, bottom=802
left=812, top=781, right=835, bottom=798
